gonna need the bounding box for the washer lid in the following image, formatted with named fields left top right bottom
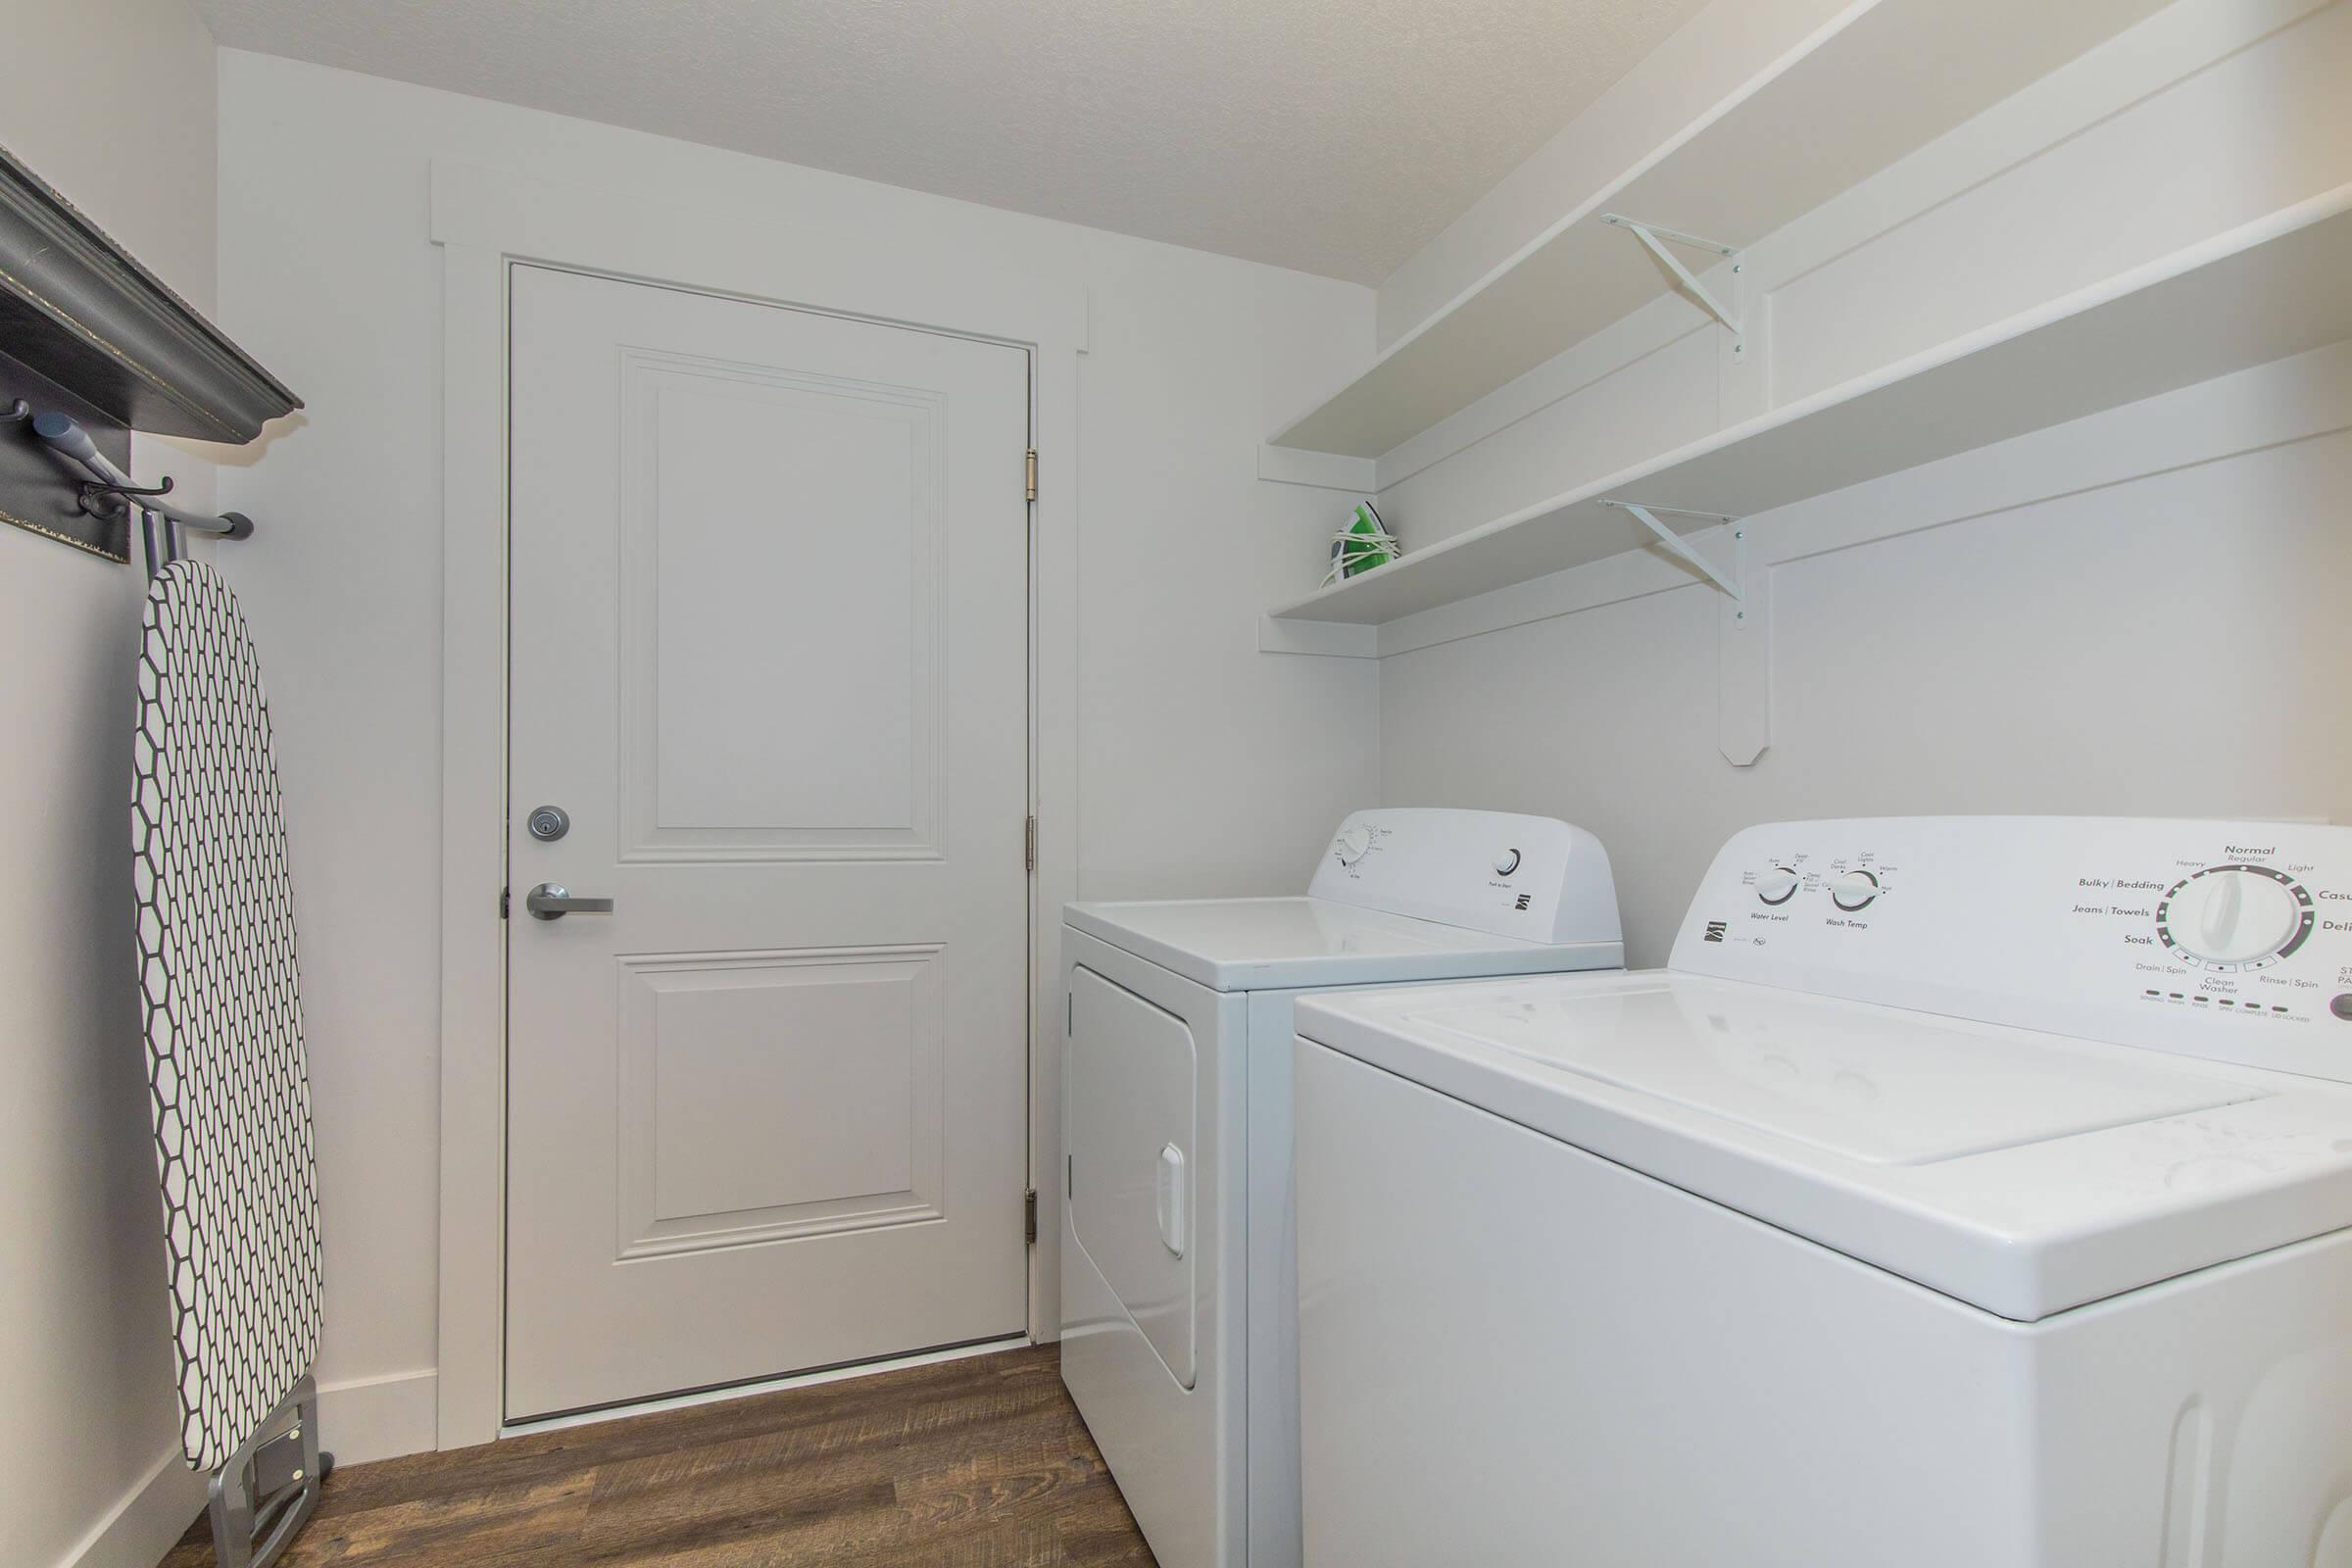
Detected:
left=1296, top=972, right=2352, bottom=1321
left=1063, top=896, right=1621, bottom=992
left=1407, top=979, right=2247, bottom=1165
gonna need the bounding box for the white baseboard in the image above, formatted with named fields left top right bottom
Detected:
left=58, top=1344, right=1006, bottom=1565
left=318, top=1367, right=439, bottom=1466
left=52, top=1369, right=437, bottom=1568
left=59, top=1446, right=204, bottom=1568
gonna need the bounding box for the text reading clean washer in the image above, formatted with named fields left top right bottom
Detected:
left=1060, top=808, right=1623, bottom=1568
left=1295, top=816, right=2352, bottom=1567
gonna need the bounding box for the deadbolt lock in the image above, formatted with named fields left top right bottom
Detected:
left=527, top=804, right=570, bottom=842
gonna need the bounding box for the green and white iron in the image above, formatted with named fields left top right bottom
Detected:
left=1321, top=501, right=1401, bottom=588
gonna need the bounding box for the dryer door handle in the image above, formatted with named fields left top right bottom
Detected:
left=1155, top=1143, right=1188, bottom=1258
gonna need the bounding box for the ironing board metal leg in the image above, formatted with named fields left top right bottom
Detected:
left=207, top=1372, right=327, bottom=1568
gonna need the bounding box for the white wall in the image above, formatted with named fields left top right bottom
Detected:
left=0, top=4, right=222, bottom=1563
left=1373, top=0, right=2352, bottom=965
left=1387, top=349, right=2352, bottom=962
left=211, top=48, right=1377, bottom=1451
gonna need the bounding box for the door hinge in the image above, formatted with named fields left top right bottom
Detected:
left=1024, top=448, right=1038, bottom=502
left=499, top=886, right=510, bottom=920
left=1024, top=1188, right=1039, bottom=1245
left=1025, top=813, right=1037, bottom=873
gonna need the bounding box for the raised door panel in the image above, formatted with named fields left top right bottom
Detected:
left=616, top=947, right=946, bottom=1258
left=617, top=350, right=945, bottom=862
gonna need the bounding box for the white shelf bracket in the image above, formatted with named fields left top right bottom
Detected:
left=1600, top=214, right=1743, bottom=346
left=1604, top=500, right=1744, bottom=609
left=1604, top=499, right=1768, bottom=764
left=1718, top=531, right=1770, bottom=767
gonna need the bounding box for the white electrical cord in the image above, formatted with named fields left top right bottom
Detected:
left=1319, top=509, right=1403, bottom=588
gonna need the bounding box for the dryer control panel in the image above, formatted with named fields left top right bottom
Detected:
left=1307, top=808, right=1622, bottom=948
left=1671, top=817, right=2352, bottom=1082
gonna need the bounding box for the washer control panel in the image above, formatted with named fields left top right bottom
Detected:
left=1306, top=808, right=1622, bottom=947
left=1673, top=817, right=2352, bottom=1082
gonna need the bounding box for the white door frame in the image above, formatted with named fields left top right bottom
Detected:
left=431, top=161, right=1086, bottom=1448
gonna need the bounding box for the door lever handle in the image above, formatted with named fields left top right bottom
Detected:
left=525, top=882, right=614, bottom=921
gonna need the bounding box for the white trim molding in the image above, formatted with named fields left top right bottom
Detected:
left=55, top=1449, right=203, bottom=1568
left=52, top=1369, right=442, bottom=1566
left=318, top=1369, right=440, bottom=1468
left=431, top=159, right=1087, bottom=1448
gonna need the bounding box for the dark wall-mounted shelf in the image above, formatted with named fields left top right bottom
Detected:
left=1, top=140, right=298, bottom=561
left=0, top=140, right=300, bottom=445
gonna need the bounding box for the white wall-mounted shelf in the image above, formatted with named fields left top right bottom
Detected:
left=1265, top=0, right=2170, bottom=462
left=1266, top=187, right=2352, bottom=631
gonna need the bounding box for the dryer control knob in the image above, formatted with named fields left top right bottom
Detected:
left=1494, top=848, right=1522, bottom=877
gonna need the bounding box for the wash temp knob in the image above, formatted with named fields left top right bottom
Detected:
left=1831, top=870, right=1880, bottom=911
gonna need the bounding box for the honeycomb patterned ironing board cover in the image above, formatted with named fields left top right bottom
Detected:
left=132, top=560, right=322, bottom=1472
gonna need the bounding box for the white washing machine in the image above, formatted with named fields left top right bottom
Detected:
left=1060, top=808, right=1624, bottom=1568
left=1294, top=815, right=2352, bottom=1567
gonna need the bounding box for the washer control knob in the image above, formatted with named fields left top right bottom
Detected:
left=1332, top=824, right=1373, bottom=867
left=1494, top=848, right=1522, bottom=877
left=1831, top=870, right=1880, bottom=911
left=2159, top=867, right=2305, bottom=967
left=1755, top=867, right=1799, bottom=906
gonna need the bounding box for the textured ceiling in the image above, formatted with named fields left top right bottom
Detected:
left=193, top=0, right=1710, bottom=282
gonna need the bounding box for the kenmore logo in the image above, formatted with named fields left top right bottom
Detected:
left=1703, top=920, right=1728, bottom=943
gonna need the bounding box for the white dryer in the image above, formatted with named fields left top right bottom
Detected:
left=1294, top=816, right=2352, bottom=1567
left=1059, top=808, right=1624, bottom=1568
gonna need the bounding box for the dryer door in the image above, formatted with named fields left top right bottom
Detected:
left=1067, top=963, right=1198, bottom=1387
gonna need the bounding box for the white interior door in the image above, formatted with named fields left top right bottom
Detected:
left=504, top=265, right=1031, bottom=1420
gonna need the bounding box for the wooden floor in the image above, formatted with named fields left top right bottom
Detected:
left=160, top=1346, right=1154, bottom=1567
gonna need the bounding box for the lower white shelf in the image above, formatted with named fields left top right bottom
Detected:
left=1266, top=185, right=2352, bottom=634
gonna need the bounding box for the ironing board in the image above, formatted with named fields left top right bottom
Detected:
left=132, top=559, right=326, bottom=1565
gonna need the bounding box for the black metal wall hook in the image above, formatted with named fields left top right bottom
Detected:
left=25, top=410, right=256, bottom=542
left=77, top=470, right=176, bottom=518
